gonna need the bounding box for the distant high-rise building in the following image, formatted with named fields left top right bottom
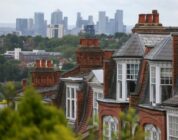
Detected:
left=47, top=24, right=64, bottom=38
left=98, top=11, right=107, bottom=34
left=16, top=18, right=28, bottom=35
left=27, top=18, right=34, bottom=35
left=88, top=15, right=94, bottom=25
left=51, top=9, right=63, bottom=25
left=27, top=18, right=33, bottom=31
left=63, top=16, right=68, bottom=31
left=34, top=12, right=46, bottom=37
left=108, top=19, right=115, bottom=35
left=115, top=10, right=124, bottom=33
left=76, top=12, right=82, bottom=28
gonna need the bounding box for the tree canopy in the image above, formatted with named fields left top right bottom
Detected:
left=0, top=86, right=76, bottom=140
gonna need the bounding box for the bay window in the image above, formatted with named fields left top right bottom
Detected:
left=150, top=64, right=172, bottom=105
left=117, top=61, right=139, bottom=101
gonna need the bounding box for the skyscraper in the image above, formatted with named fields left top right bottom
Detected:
left=51, top=9, right=63, bottom=25
left=76, top=12, right=82, bottom=28
left=16, top=18, right=28, bottom=35
left=98, top=11, right=107, bottom=34
left=63, top=16, right=68, bottom=31
left=34, top=12, right=46, bottom=37
left=88, top=15, right=94, bottom=25
left=115, top=10, right=124, bottom=33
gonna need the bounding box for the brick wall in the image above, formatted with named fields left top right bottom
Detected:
left=98, top=101, right=129, bottom=140
left=139, top=107, right=166, bottom=140
left=172, top=33, right=178, bottom=89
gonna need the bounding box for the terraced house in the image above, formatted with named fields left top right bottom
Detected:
left=31, top=10, right=178, bottom=140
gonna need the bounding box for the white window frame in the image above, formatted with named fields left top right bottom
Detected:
left=144, top=124, right=160, bottom=140
left=103, top=116, right=118, bottom=140
left=66, top=84, right=77, bottom=121
left=116, top=60, right=140, bottom=101
left=149, top=63, right=172, bottom=105
left=93, top=90, right=103, bottom=125
left=167, top=113, right=178, bottom=140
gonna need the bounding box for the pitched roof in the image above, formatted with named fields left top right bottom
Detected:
left=92, top=69, right=103, bottom=83
left=113, top=34, right=144, bottom=58
left=113, top=33, right=168, bottom=58
left=163, top=94, right=178, bottom=107
left=145, top=36, right=173, bottom=61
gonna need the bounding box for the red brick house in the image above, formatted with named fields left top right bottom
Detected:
left=98, top=10, right=178, bottom=140
left=56, top=38, right=114, bottom=138
left=30, top=10, right=178, bottom=140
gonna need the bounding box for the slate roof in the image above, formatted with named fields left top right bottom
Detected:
left=163, top=94, right=178, bottom=107
left=113, top=33, right=168, bottom=58
left=145, top=36, right=173, bottom=61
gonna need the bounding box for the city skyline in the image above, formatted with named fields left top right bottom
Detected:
left=0, top=0, right=178, bottom=26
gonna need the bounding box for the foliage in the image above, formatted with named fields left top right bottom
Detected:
left=0, top=86, right=76, bottom=140
left=0, top=33, right=130, bottom=61
left=0, top=82, right=17, bottom=108
left=0, top=55, right=28, bottom=82
left=119, top=108, right=145, bottom=140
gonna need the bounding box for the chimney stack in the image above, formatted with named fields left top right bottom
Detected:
left=80, top=38, right=99, bottom=47
left=152, top=10, right=159, bottom=24
left=172, top=33, right=178, bottom=91
left=146, top=14, right=153, bottom=23
left=138, top=14, right=146, bottom=24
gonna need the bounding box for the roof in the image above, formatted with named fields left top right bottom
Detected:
left=113, top=33, right=168, bottom=58
left=145, top=36, right=173, bottom=61
left=92, top=69, right=103, bottom=83
left=163, top=94, right=178, bottom=107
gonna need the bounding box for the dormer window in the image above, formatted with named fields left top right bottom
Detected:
left=116, top=60, right=140, bottom=101
left=150, top=63, right=172, bottom=105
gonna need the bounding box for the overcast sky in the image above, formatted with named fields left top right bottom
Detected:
left=0, top=0, right=178, bottom=26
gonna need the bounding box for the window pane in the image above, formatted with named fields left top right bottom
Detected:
left=161, top=85, right=172, bottom=102
left=71, top=88, right=75, bottom=98
left=67, top=100, right=70, bottom=117
left=67, top=87, right=70, bottom=98
left=72, top=100, right=75, bottom=118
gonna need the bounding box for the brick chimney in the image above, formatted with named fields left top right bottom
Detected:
left=152, top=10, right=159, bottom=24
left=80, top=38, right=99, bottom=47
left=172, top=33, right=178, bottom=90
left=146, top=14, right=153, bottom=23
left=47, top=60, right=53, bottom=68
left=138, top=14, right=146, bottom=24
left=36, top=60, right=41, bottom=68
left=41, top=59, right=46, bottom=68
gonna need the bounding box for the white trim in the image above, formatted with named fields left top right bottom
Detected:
left=167, top=112, right=178, bottom=140
left=149, top=63, right=173, bottom=105
left=66, top=84, right=78, bottom=121
left=116, top=60, right=140, bottom=101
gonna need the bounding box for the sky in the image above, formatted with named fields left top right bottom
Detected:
left=0, top=0, right=178, bottom=26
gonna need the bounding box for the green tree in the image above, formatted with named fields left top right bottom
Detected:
left=0, top=86, right=76, bottom=140
left=119, top=108, right=145, bottom=140
left=1, top=81, right=17, bottom=108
